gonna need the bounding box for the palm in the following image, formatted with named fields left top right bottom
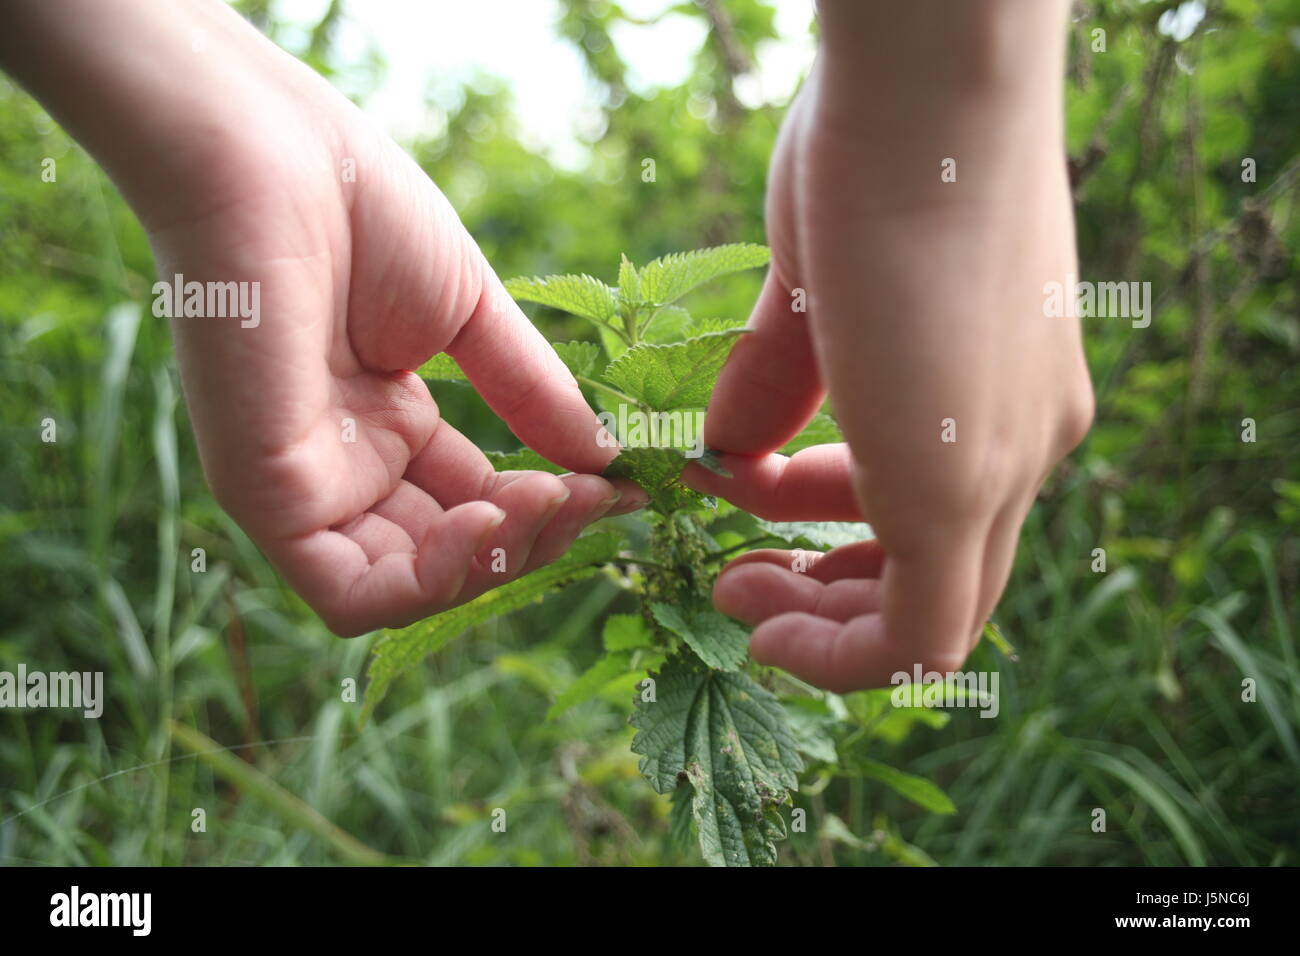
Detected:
left=153, top=103, right=633, bottom=635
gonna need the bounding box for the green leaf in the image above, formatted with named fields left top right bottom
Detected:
left=688, top=315, right=749, bottom=336
left=603, top=328, right=746, bottom=411
left=853, top=757, right=957, bottom=815
left=754, top=519, right=875, bottom=550
left=553, top=340, right=602, bottom=379
left=546, top=651, right=634, bottom=720
left=505, top=273, right=620, bottom=326
left=416, top=353, right=468, bottom=382
left=694, top=447, right=732, bottom=478
left=483, top=448, right=565, bottom=474
left=639, top=306, right=693, bottom=344
left=781, top=698, right=839, bottom=764
left=668, top=785, right=695, bottom=853
left=362, top=533, right=622, bottom=722
left=637, top=243, right=771, bottom=308
left=599, top=324, right=629, bottom=361
left=630, top=652, right=803, bottom=866
left=982, top=620, right=1018, bottom=661
left=650, top=602, right=749, bottom=671
left=602, top=446, right=702, bottom=514
left=617, top=253, right=641, bottom=313
left=779, top=412, right=843, bottom=455
left=603, top=613, right=652, bottom=651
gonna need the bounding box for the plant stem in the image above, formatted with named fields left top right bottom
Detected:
left=707, top=536, right=783, bottom=563
left=577, top=375, right=644, bottom=411
left=169, top=720, right=391, bottom=866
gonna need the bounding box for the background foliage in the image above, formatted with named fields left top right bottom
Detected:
left=1, top=0, right=1297, bottom=866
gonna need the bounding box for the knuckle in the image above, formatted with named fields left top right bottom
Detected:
left=1056, top=376, right=1096, bottom=452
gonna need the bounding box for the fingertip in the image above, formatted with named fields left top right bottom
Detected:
left=749, top=611, right=838, bottom=670
left=605, top=479, right=649, bottom=515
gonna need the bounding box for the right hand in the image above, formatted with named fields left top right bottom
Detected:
left=684, top=0, right=1093, bottom=691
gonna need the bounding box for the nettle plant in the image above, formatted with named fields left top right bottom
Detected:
left=361, top=244, right=967, bottom=866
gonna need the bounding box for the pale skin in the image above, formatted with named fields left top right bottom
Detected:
left=3, top=0, right=1092, bottom=690
left=683, top=0, right=1094, bottom=690
left=0, top=0, right=646, bottom=636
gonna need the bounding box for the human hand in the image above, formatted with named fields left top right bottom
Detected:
left=0, top=0, right=643, bottom=635
left=685, top=0, right=1093, bottom=691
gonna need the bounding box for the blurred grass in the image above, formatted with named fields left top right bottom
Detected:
left=2, top=0, right=1298, bottom=866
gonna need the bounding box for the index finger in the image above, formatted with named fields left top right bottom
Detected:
left=447, top=268, right=616, bottom=475
left=747, top=533, right=983, bottom=691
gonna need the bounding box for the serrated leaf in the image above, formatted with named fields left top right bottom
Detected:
left=754, top=519, right=875, bottom=550
left=603, top=328, right=746, bottom=411
left=668, top=784, right=696, bottom=853
left=688, top=315, right=749, bottom=335
left=853, top=757, right=957, bottom=815
left=603, top=613, right=652, bottom=651
left=546, top=651, right=634, bottom=720
left=637, top=243, right=771, bottom=308
left=639, top=306, right=693, bottom=344
left=630, top=652, right=803, bottom=866
left=416, top=353, right=468, bottom=382
left=651, top=602, right=749, bottom=671
left=695, top=447, right=732, bottom=478
left=617, top=254, right=641, bottom=312
left=362, top=533, right=622, bottom=722
left=505, top=273, right=620, bottom=326
left=553, top=341, right=602, bottom=379
left=483, top=448, right=565, bottom=474
left=781, top=698, right=839, bottom=764
left=599, top=324, right=628, bottom=361
left=779, top=413, right=844, bottom=455
left=602, top=446, right=702, bottom=514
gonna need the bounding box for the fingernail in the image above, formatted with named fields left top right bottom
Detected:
left=599, top=489, right=623, bottom=508
left=544, top=489, right=571, bottom=518
left=621, top=487, right=649, bottom=511
left=475, top=507, right=507, bottom=549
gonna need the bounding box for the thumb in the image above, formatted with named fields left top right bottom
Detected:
left=344, top=145, right=616, bottom=474
left=704, top=269, right=826, bottom=455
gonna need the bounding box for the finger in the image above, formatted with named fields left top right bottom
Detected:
left=713, top=562, right=881, bottom=625
left=447, top=268, right=616, bottom=474
left=458, top=471, right=573, bottom=595
left=879, top=533, right=984, bottom=675
left=967, top=496, right=1031, bottom=652
left=746, top=532, right=985, bottom=691
left=704, top=269, right=826, bottom=454
left=366, top=479, right=445, bottom=548
left=329, top=510, right=418, bottom=563
left=403, top=413, right=645, bottom=523
left=403, top=415, right=498, bottom=505
left=682, top=444, right=862, bottom=520
left=266, top=500, right=506, bottom=637
left=517, top=473, right=623, bottom=574
left=749, top=613, right=898, bottom=692
left=721, top=540, right=886, bottom=583
left=343, top=157, right=613, bottom=475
